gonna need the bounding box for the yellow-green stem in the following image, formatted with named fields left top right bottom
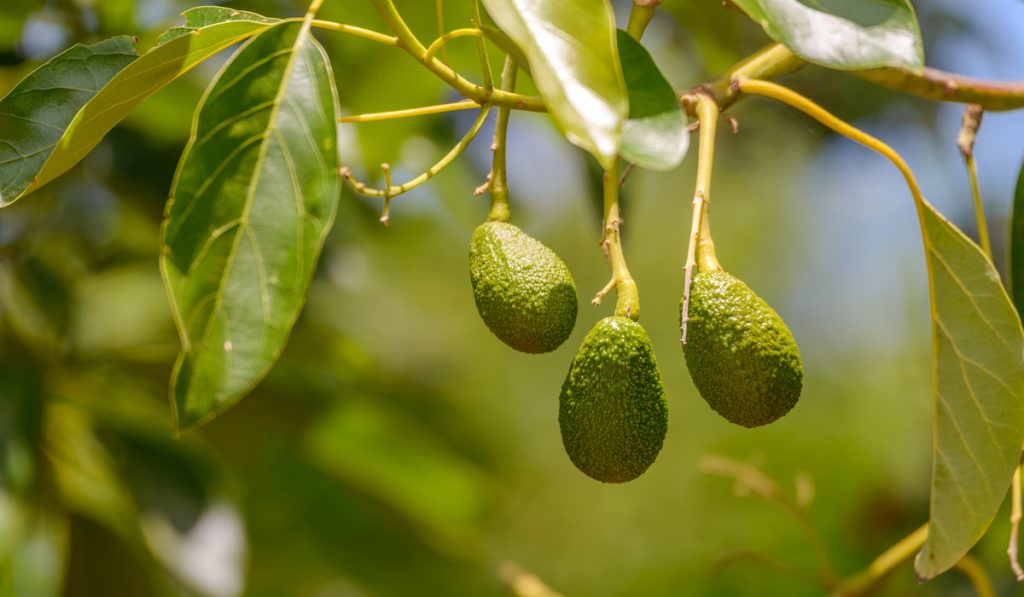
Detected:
left=602, top=157, right=640, bottom=320
left=680, top=94, right=720, bottom=343
left=342, top=107, right=492, bottom=199
left=964, top=154, right=993, bottom=259
left=424, top=28, right=485, bottom=64
left=953, top=555, right=995, bottom=597
left=338, top=100, right=478, bottom=123
left=957, top=105, right=992, bottom=259
left=470, top=0, right=493, bottom=90
left=368, top=0, right=545, bottom=111
left=1010, top=466, right=1024, bottom=580
left=626, top=1, right=658, bottom=40
left=310, top=20, right=399, bottom=46
left=435, top=0, right=449, bottom=64
left=488, top=57, right=517, bottom=222
left=833, top=524, right=928, bottom=596
left=685, top=44, right=805, bottom=115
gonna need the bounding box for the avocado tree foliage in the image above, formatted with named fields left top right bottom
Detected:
left=3, top=0, right=1024, bottom=593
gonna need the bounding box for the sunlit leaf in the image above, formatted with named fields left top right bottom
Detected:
left=1010, top=159, right=1024, bottom=317
left=913, top=200, right=1024, bottom=580
left=481, top=0, right=627, bottom=169
left=729, top=0, right=924, bottom=71
left=0, top=9, right=278, bottom=206
left=616, top=30, right=688, bottom=171
left=0, top=37, right=137, bottom=205
left=161, top=20, right=340, bottom=432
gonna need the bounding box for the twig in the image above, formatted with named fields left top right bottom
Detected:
left=340, top=106, right=492, bottom=199
left=338, top=100, right=479, bottom=123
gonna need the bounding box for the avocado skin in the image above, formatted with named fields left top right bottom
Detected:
left=469, top=221, right=578, bottom=353
left=559, top=316, right=668, bottom=483
left=683, top=270, right=802, bottom=428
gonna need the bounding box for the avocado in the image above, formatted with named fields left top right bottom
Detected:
left=559, top=316, right=668, bottom=483
left=682, top=270, right=802, bottom=428
left=469, top=221, right=577, bottom=353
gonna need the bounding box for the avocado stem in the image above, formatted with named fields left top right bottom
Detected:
left=487, top=57, right=517, bottom=223
left=601, top=156, right=641, bottom=320
left=681, top=94, right=721, bottom=343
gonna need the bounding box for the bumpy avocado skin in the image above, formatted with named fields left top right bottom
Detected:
left=683, top=270, right=802, bottom=428
left=559, top=316, right=668, bottom=483
left=469, top=221, right=578, bottom=353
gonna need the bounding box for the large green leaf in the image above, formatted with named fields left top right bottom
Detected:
left=616, top=30, right=688, bottom=171
left=0, top=8, right=278, bottom=206
left=0, top=37, right=137, bottom=204
left=730, top=0, right=923, bottom=71
left=481, top=0, right=627, bottom=169
left=1010, top=159, right=1024, bottom=317
left=913, top=200, right=1024, bottom=579
left=161, top=20, right=340, bottom=433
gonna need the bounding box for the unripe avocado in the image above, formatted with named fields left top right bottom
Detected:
left=682, top=270, right=802, bottom=428
left=469, top=221, right=577, bottom=353
left=559, top=316, right=668, bottom=483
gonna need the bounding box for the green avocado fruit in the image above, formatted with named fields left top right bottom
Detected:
left=682, top=270, right=802, bottom=428
left=469, top=221, right=578, bottom=353
left=559, top=316, right=668, bottom=483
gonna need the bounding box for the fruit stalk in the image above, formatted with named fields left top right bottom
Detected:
left=601, top=157, right=640, bottom=320
left=488, top=57, right=517, bottom=223
left=681, top=93, right=720, bottom=344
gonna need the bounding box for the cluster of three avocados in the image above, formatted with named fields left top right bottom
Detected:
left=468, top=220, right=801, bottom=483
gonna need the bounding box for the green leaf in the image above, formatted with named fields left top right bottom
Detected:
left=161, top=20, right=340, bottom=433
left=0, top=37, right=138, bottom=204
left=481, top=0, right=627, bottom=169
left=0, top=9, right=278, bottom=206
left=729, top=0, right=924, bottom=71
left=616, top=30, right=688, bottom=171
left=912, top=200, right=1024, bottom=580
left=157, top=6, right=279, bottom=44
left=1010, top=159, right=1024, bottom=317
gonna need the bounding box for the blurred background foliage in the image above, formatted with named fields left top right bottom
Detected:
left=1, top=0, right=1024, bottom=595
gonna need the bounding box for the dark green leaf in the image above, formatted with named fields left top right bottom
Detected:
left=0, top=10, right=278, bottom=206
left=730, top=0, right=924, bottom=70
left=913, top=200, right=1024, bottom=579
left=161, top=21, right=340, bottom=432
left=616, top=30, right=688, bottom=171
left=481, top=0, right=627, bottom=169
left=0, top=37, right=137, bottom=205
left=1010, top=158, right=1024, bottom=317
